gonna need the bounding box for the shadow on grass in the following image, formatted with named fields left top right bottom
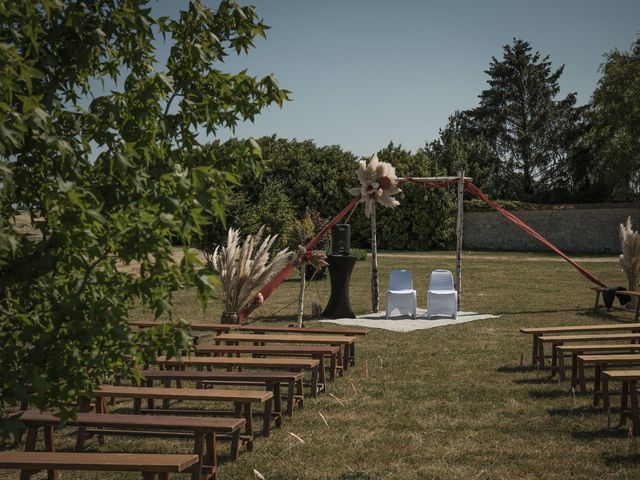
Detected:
left=529, top=389, right=570, bottom=399
left=494, top=308, right=589, bottom=316
left=547, top=405, right=603, bottom=417
left=571, top=428, right=630, bottom=441
left=512, top=377, right=558, bottom=385
left=602, top=451, right=640, bottom=467
left=496, top=364, right=538, bottom=373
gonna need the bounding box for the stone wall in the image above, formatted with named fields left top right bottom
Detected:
left=462, top=203, right=640, bottom=253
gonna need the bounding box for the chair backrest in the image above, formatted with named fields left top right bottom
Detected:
left=389, top=269, right=414, bottom=290
left=429, top=269, right=455, bottom=291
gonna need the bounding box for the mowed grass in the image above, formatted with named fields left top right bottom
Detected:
left=5, top=251, right=640, bottom=480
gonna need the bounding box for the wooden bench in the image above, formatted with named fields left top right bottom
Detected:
left=601, top=370, right=640, bottom=434
left=0, top=452, right=199, bottom=480
left=215, top=333, right=357, bottom=371
left=94, top=385, right=274, bottom=451
left=538, top=333, right=640, bottom=373
left=573, top=354, right=640, bottom=403
left=591, top=287, right=640, bottom=322
left=154, top=355, right=323, bottom=398
left=555, top=344, right=640, bottom=381
left=238, top=325, right=370, bottom=335
left=17, top=410, right=242, bottom=479
left=195, top=343, right=343, bottom=381
left=520, top=323, right=640, bottom=367
left=141, top=369, right=304, bottom=417
left=238, top=325, right=367, bottom=366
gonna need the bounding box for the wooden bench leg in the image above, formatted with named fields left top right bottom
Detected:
left=191, top=431, right=204, bottom=480
left=531, top=334, right=539, bottom=367
left=271, top=382, right=283, bottom=427
left=44, top=425, right=58, bottom=480
left=342, top=346, right=350, bottom=372
left=603, top=375, right=611, bottom=410
left=350, top=343, right=356, bottom=366
left=286, top=381, right=295, bottom=417
left=317, top=355, right=327, bottom=389
left=578, top=358, right=587, bottom=393
left=310, top=366, right=319, bottom=398
left=538, top=339, right=545, bottom=369
left=551, top=342, right=559, bottom=377
left=329, top=353, right=337, bottom=381
left=230, top=429, right=241, bottom=461
left=204, top=432, right=217, bottom=480
left=594, top=290, right=601, bottom=314
left=558, top=350, right=566, bottom=381
left=244, top=403, right=254, bottom=451
left=632, top=380, right=640, bottom=436
left=296, top=379, right=304, bottom=409
left=21, top=426, right=39, bottom=480
left=620, top=381, right=630, bottom=427
left=593, top=363, right=605, bottom=407
left=262, top=398, right=272, bottom=437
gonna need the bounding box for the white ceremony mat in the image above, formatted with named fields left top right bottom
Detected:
left=320, top=309, right=500, bottom=333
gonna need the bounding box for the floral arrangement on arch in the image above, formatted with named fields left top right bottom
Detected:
left=349, top=154, right=401, bottom=217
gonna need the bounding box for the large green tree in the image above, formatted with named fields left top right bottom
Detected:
left=0, top=0, right=288, bottom=436
left=472, top=39, right=578, bottom=199
left=587, top=36, right=640, bottom=200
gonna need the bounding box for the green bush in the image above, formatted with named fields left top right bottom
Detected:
left=350, top=247, right=368, bottom=260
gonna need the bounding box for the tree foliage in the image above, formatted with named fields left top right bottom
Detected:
left=471, top=39, right=579, bottom=199
left=0, top=0, right=288, bottom=437
left=587, top=36, right=640, bottom=200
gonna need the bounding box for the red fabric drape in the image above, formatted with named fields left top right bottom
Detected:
left=464, top=181, right=607, bottom=288
left=239, top=195, right=362, bottom=321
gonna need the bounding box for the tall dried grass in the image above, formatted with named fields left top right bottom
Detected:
left=619, top=217, right=640, bottom=300
left=212, top=227, right=292, bottom=313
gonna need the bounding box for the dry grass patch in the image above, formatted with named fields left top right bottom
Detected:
left=4, top=252, right=640, bottom=479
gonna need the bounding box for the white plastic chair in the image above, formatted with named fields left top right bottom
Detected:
left=427, top=269, right=458, bottom=320
left=385, top=269, right=417, bottom=319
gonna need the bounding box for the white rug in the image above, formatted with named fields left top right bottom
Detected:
left=319, top=308, right=500, bottom=333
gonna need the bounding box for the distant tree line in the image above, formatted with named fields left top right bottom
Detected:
left=198, top=35, right=640, bottom=252
left=428, top=37, right=640, bottom=203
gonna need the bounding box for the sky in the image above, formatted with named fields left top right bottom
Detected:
left=153, top=0, right=640, bottom=157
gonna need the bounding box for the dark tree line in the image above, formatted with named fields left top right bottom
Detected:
left=428, top=37, right=640, bottom=203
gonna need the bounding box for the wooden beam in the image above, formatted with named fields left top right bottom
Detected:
left=455, top=170, right=464, bottom=309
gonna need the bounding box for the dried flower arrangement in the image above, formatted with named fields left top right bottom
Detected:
left=349, top=154, right=402, bottom=217
left=212, top=227, right=292, bottom=322
left=619, top=217, right=640, bottom=307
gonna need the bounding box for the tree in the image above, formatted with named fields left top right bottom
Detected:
left=472, top=39, right=578, bottom=199
left=0, top=0, right=288, bottom=437
left=588, top=36, right=640, bottom=200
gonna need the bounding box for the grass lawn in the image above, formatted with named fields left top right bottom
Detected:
left=5, top=251, right=639, bottom=479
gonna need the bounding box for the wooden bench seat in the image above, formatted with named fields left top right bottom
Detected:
left=236, top=326, right=366, bottom=366
left=195, top=343, right=342, bottom=381
left=17, top=409, right=244, bottom=479
left=519, top=323, right=640, bottom=368
left=94, top=385, right=274, bottom=451
left=154, top=355, right=323, bottom=398
left=0, top=451, right=199, bottom=480
left=141, top=369, right=305, bottom=417
left=215, top=333, right=357, bottom=370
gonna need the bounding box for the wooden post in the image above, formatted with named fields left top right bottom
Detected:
left=371, top=202, right=379, bottom=312
left=297, top=266, right=305, bottom=328
left=455, top=170, right=464, bottom=310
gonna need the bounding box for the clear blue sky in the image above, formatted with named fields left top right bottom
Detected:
left=155, top=0, right=640, bottom=156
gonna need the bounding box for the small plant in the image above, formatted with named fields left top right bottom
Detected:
left=350, top=248, right=368, bottom=261
left=212, top=227, right=292, bottom=322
